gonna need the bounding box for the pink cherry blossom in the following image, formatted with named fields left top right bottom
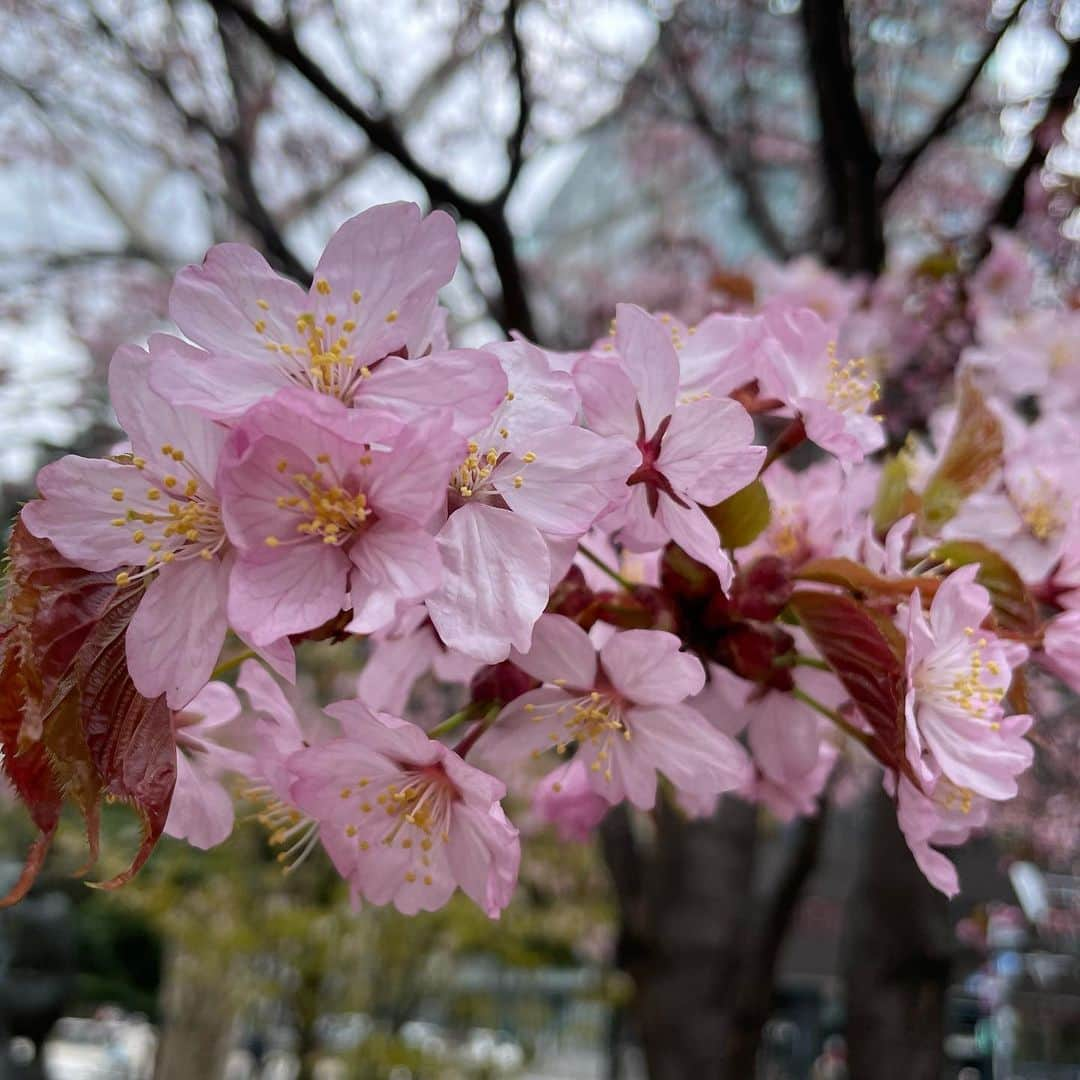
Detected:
left=891, top=772, right=996, bottom=898
left=151, top=203, right=507, bottom=435
left=755, top=255, right=866, bottom=327
left=165, top=681, right=251, bottom=850
left=760, top=306, right=886, bottom=465
left=575, top=304, right=765, bottom=586
left=483, top=615, right=752, bottom=810
left=902, top=565, right=1033, bottom=800
left=665, top=311, right=762, bottom=395
left=531, top=759, right=609, bottom=841
left=288, top=700, right=520, bottom=917
left=426, top=338, right=638, bottom=662
left=219, top=389, right=459, bottom=646
left=1040, top=610, right=1080, bottom=694
left=23, top=343, right=234, bottom=707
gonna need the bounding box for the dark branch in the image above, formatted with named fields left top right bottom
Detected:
left=207, top=0, right=536, bottom=337
left=882, top=1, right=1025, bottom=199
left=801, top=0, right=884, bottom=273
left=500, top=0, right=531, bottom=200
left=664, top=37, right=789, bottom=260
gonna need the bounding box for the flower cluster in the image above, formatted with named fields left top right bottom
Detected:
left=1, top=206, right=1073, bottom=913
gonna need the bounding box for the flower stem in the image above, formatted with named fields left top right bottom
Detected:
left=429, top=700, right=489, bottom=740
left=791, top=687, right=874, bottom=752
left=211, top=649, right=256, bottom=679
left=760, top=417, right=807, bottom=473
left=775, top=654, right=832, bottom=672
left=577, top=543, right=634, bottom=591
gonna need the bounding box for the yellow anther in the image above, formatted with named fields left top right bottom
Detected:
left=133, top=530, right=145, bottom=543
left=513, top=476, right=524, bottom=488
left=146, top=488, right=161, bottom=501
left=115, top=571, right=131, bottom=587
left=111, top=518, right=126, bottom=527
left=315, top=278, right=331, bottom=295
left=256, top=298, right=270, bottom=310
left=385, top=309, right=398, bottom=323
left=351, top=289, right=362, bottom=303
left=522, top=451, right=536, bottom=463
left=265, top=536, right=280, bottom=547
left=111, top=488, right=124, bottom=502
left=163, top=475, right=177, bottom=488
left=254, top=319, right=266, bottom=334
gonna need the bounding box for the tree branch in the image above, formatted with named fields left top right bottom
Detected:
left=664, top=39, right=789, bottom=260
left=500, top=0, right=531, bottom=201
left=800, top=0, right=884, bottom=273
left=207, top=0, right=536, bottom=337
left=881, top=1, right=1025, bottom=199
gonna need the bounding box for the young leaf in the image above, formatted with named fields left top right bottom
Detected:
left=705, top=479, right=771, bottom=550
left=0, top=519, right=177, bottom=905
left=920, top=372, right=1003, bottom=533
left=932, top=540, right=1040, bottom=641
left=872, top=454, right=921, bottom=534
left=788, top=590, right=914, bottom=783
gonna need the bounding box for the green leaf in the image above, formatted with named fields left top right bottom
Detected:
left=920, top=372, right=1003, bottom=533
left=706, top=480, right=771, bottom=549
left=931, top=540, right=1040, bottom=641
left=872, top=454, right=921, bottom=534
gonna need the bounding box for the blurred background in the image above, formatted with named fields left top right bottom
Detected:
left=1, top=0, right=1080, bottom=1077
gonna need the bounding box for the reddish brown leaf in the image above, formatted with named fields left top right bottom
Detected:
left=931, top=540, right=1041, bottom=642
left=796, top=558, right=939, bottom=604
left=920, top=371, right=1004, bottom=533
left=788, top=590, right=915, bottom=784
left=0, top=518, right=176, bottom=905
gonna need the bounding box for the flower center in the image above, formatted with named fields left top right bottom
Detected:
left=1014, top=477, right=1066, bottom=542
left=249, top=280, right=402, bottom=404
left=265, top=455, right=371, bottom=548
left=824, top=347, right=880, bottom=414
left=915, top=628, right=1006, bottom=721
left=524, top=689, right=630, bottom=783
left=111, top=443, right=226, bottom=587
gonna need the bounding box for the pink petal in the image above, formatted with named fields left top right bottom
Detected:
left=614, top=304, right=679, bottom=433
left=492, top=426, right=637, bottom=536
left=482, top=339, right=580, bottom=448
left=657, top=497, right=734, bottom=589
left=678, top=312, right=761, bottom=394
left=127, top=557, right=229, bottom=708
left=427, top=503, right=551, bottom=662
left=446, top=801, right=520, bottom=918
left=600, top=629, right=705, bottom=705
left=657, top=397, right=765, bottom=504
left=574, top=352, right=640, bottom=440
left=511, top=613, right=597, bottom=689
left=359, top=348, right=507, bottom=437
left=23, top=458, right=150, bottom=571
left=228, top=544, right=349, bottom=646
left=164, top=751, right=236, bottom=850
left=169, top=242, right=309, bottom=360
left=347, top=522, right=443, bottom=634
left=310, top=203, right=459, bottom=367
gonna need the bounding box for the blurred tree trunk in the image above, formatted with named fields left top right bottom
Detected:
left=154, top=946, right=236, bottom=1080
left=842, top=788, right=951, bottom=1080
left=602, top=796, right=758, bottom=1079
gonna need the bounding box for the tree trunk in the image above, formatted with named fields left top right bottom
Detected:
left=154, top=946, right=236, bottom=1080
left=842, top=787, right=951, bottom=1080
left=602, top=795, right=758, bottom=1079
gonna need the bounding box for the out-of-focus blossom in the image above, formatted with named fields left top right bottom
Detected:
left=531, top=759, right=610, bottom=841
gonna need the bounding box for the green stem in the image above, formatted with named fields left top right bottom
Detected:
left=211, top=649, right=257, bottom=679
left=775, top=654, right=832, bottom=672
left=791, top=687, right=874, bottom=751
left=577, top=543, right=634, bottom=591
left=429, top=700, right=489, bottom=740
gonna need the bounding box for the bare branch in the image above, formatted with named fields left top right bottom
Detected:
left=207, top=0, right=536, bottom=338
left=500, top=0, right=531, bottom=200
left=663, top=34, right=789, bottom=260
left=881, top=1, right=1025, bottom=199
left=800, top=0, right=884, bottom=272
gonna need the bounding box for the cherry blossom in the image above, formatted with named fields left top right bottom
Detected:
left=902, top=565, right=1033, bottom=799
left=288, top=700, right=520, bottom=917
left=575, top=303, right=764, bottom=587
left=483, top=615, right=752, bottom=809
left=219, top=389, right=459, bottom=645
left=531, top=759, right=610, bottom=842
left=760, top=306, right=886, bottom=465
